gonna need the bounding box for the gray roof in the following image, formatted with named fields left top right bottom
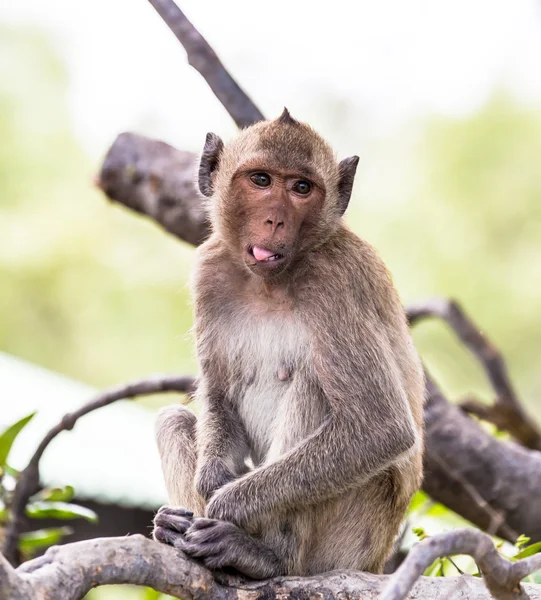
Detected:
left=1, top=352, right=168, bottom=509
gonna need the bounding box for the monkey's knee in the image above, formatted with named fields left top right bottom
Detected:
left=155, top=405, right=203, bottom=512
left=155, top=404, right=197, bottom=457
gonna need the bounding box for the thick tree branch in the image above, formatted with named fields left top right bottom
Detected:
left=381, top=528, right=541, bottom=600
left=2, top=374, right=196, bottom=566
left=421, top=373, right=541, bottom=543
left=407, top=298, right=541, bottom=450
left=147, top=0, right=264, bottom=128
left=98, top=133, right=210, bottom=246
left=3, top=534, right=541, bottom=600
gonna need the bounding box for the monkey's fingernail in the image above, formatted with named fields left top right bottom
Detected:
left=186, top=511, right=194, bottom=517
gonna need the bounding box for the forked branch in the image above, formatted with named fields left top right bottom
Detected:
left=3, top=533, right=541, bottom=600
left=407, top=298, right=541, bottom=450
left=381, top=528, right=541, bottom=600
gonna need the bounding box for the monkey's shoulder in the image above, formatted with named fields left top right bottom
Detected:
left=301, top=227, right=404, bottom=319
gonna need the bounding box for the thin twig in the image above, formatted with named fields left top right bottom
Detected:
left=2, top=374, right=196, bottom=566
left=381, top=528, right=541, bottom=600
left=147, top=0, right=264, bottom=128
left=407, top=298, right=541, bottom=450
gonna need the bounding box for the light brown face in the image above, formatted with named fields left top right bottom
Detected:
left=230, top=161, right=326, bottom=278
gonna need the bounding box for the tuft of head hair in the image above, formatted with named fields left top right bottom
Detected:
left=277, top=107, right=299, bottom=126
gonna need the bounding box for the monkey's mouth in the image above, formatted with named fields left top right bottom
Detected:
left=248, top=246, right=285, bottom=264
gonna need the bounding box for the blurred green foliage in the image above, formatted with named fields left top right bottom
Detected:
left=2, top=23, right=541, bottom=600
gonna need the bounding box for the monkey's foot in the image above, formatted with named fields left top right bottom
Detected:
left=153, top=505, right=194, bottom=544
left=176, top=518, right=284, bottom=579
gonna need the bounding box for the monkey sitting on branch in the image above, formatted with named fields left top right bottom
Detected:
left=153, top=109, right=424, bottom=579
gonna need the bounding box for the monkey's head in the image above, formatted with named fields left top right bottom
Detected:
left=198, top=109, right=359, bottom=279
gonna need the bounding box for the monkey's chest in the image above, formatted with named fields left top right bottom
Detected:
left=224, top=314, right=324, bottom=465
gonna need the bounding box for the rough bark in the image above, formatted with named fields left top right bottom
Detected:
left=98, top=133, right=209, bottom=246
left=3, top=534, right=541, bottom=600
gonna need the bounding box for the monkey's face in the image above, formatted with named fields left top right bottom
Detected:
left=198, top=110, right=360, bottom=280
left=229, top=162, right=326, bottom=278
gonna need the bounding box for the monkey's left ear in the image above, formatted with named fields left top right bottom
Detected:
left=199, top=132, right=224, bottom=197
left=337, top=156, right=360, bottom=216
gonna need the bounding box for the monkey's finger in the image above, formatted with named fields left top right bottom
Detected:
left=187, top=518, right=218, bottom=531
left=153, top=526, right=181, bottom=546
left=157, top=506, right=194, bottom=518
left=176, top=539, right=219, bottom=559
left=154, top=512, right=192, bottom=533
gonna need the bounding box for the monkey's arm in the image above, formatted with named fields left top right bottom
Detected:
left=195, top=380, right=251, bottom=500
left=206, top=325, right=419, bottom=528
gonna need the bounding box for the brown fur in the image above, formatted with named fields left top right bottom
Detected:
left=153, top=111, right=424, bottom=579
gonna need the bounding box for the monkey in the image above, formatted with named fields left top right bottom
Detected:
left=152, top=108, right=425, bottom=579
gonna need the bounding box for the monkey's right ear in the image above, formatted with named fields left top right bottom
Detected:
left=198, top=132, right=224, bottom=197
left=337, top=156, right=360, bottom=216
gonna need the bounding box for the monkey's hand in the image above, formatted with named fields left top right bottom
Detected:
left=152, top=505, right=194, bottom=545
left=195, top=458, right=236, bottom=501
left=177, top=518, right=284, bottom=579
left=205, top=481, right=250, bottom=529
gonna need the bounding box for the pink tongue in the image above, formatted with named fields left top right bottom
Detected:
left=252, top=246, right=275, bottom=261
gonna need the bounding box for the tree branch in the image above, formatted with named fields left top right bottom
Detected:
left=381, top=528, right=541, bottom=600
left=2, top=374, right=196, bottom=566
left=407, top=298, right=541, bottom=450
left=3, top=534, right=541, bottom=600
left=147, top=0, right=264, bottom=128
left=98, top=133, right=210, bottom=245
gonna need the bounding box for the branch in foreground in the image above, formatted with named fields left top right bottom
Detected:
left=407, top=298, right=541, bottom=450
left=2, top=374, right=196, bottom=566
left=381, top=528, right=541, bottom=600
left=4, top=534, right=541, bottom=600
left=147, top=0, right=264, bottom=128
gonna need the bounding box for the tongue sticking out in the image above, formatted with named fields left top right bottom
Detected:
left=252, top=246, right=276, bottom=261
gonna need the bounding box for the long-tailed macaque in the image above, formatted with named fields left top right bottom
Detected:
left=153, top=109, right=424, bottom=579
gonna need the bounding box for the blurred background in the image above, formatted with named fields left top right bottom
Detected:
left=1, top=0, right=541, bottom=598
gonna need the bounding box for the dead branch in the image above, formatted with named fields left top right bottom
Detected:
left=147, top=0, right=263, bottom=128
left=3, top=534, right=541, bottom=600
left=98, top=133, right=210, bottom=245
left=421, top=373, right=541, bottom=543
left=407, top=298, right=541, bottom=450
left=381, top=528, right=541, bottom=600
left=2, top=374, right=196, bottom=566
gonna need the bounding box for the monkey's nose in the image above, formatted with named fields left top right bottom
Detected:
left=265, top=217, right=284, bottom=233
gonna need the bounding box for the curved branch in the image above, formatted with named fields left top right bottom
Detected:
left=381, top=528, right=541, bottom=600
left=4, top=534, right=541, bottom=600
left=2, top=374, right=196, bottom=566
left=407, top=298, right=541, bottom=450
left=147, top=0, right=264, bottom=128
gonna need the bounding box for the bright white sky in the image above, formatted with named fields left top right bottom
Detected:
left=2, top=0, right=541, bottom=157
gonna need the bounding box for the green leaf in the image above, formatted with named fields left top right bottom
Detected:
left=515, top=534, right=531, bottom=549
left=412, top=527, right=427, bottom=541
left=0, top=412, right=36, bottom=468
left=32, top=485, right=75, bottom=502
left=424, top=558, right=444, bottom=577
left=26, top=501, right=99, bottom=523
left=514, top=541, right=541, bottom=560
left=19, top=527, right=73, bottom=552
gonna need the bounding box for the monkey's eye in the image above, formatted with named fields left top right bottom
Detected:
left=292, top=180, right=312, bottom=195
left=250, top=172, right=272, bottom=187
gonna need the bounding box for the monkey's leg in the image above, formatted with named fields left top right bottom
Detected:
left=157, top=514, right=285, bottom=579
left=155, top=405, right=205, bottom=514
